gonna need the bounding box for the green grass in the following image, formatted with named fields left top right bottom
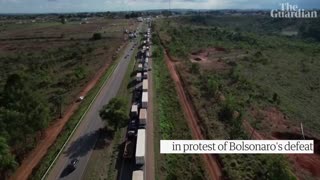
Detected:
left=152, top=40, right=205, bottom=180
left=154, top=17, right=304, bottom=180
left=156, top=17, right=320, bottom=134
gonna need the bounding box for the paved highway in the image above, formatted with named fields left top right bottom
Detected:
left=46, top=23, right=142, bottom=180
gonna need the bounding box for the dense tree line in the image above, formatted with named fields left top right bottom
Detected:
left=0, top=73, right=50, bottom=178
left=299, top=19, right=320, bottom=41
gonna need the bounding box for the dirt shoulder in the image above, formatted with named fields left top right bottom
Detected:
left=164, top=50, right=222, bottom=180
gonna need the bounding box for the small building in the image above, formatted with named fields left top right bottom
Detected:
left=137, top=17, right=143, bottom=22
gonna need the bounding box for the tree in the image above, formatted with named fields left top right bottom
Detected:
left=0, top=137, right=17, bottom=177
left=258, top=155, right=295, bottom=180
left=190, top=63, right=200, bottom=74
left=207, top=76, right=219, bottom=96
left=0, top=73, right=50, bottom=159
left=1, top=73, right=50, bottom=131
left=218, top=95, right=237, bottom=122
left=99, top=98, right=128, bottom=130
left=92, top=33, right=102, bottom=40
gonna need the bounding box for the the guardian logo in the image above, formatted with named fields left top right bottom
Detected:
left=271, top=3, right=318, bottom=18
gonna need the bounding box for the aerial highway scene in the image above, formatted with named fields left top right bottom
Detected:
left=0, top=0, right=320, bottom=180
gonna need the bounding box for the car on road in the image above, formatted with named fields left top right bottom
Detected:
left=60, top=158, right=79, bottom=178
left=69, top=159, right=79, bottom=171
left=76, top=96, right=84, bottom=102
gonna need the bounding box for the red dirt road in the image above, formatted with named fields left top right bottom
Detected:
left=164, top=50, right=222, bottom=180
left=10, top=44, right=126, bottom=180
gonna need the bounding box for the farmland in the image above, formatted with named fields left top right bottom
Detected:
left=0, top=17, right=137, bottom=178
left=155, top=15, right=320, bottom=180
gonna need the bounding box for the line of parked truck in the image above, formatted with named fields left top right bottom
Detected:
left=122, top=24, right=152, bottom=180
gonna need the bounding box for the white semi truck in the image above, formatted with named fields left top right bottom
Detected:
left=135, top=129, right=145, bottom=165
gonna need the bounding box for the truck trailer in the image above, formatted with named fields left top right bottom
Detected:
left=132, top=170, right=144, bottom=180
left=135, top=129, right=145, bottom=165
left=138, top=63, right=143, bottom=71
left=142, top=79, right=148, bottom=92
left=139, top=108, right=147, bottom=127
left=123, top=131, right=135, bottom=159
left=131, top=104, right=138, bottom=117
left=141, top=92, right=148, bottom=108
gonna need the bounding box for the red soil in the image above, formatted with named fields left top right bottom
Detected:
left=190, top=48, right=230, bottom=72
left=244, top=107, right=320, bottom=179
left=164, top=50, right=222, bottom=180
left=10, top=43, right=126, bottom=180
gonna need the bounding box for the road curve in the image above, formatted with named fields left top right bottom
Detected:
left=46, top=25, right=141, bottom=180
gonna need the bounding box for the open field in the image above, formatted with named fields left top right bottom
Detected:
left=155, top=16, right=320, bottom=180
left=0, top=17, right=138, bottom=178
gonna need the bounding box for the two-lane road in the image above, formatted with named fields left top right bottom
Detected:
left=46, top=24, right=142, bottom=180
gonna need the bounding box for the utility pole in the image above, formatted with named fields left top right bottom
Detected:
left=301, top=122, right=305, bottom=140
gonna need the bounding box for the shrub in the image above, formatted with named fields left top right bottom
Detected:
left=92, top=33, right=102, bottom=40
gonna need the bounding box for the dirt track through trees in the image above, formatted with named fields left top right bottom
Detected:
left=10, top=44, right=126, bottom=180
left=164, top=50, right=222, bottom=180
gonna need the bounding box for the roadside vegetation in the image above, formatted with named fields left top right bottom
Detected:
left=100, top=98, right=128, bottom=130
left=0, top=18, right=136, bottom=178
left=31, top=61, right=118, bottom=180
left=152, top=35, right=205, bottom=180
left=154, top=16, right=320, bottom=180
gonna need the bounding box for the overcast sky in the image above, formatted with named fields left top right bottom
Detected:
left=0, top=0, right=319, bottom=13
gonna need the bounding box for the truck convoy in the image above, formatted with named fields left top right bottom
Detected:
left=122, top=24, right=152, bottom=180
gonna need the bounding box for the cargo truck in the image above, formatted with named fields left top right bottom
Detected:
left=136, top=73, right=142, bottom=82
left=142, top=79, right=148, bottom=92
left=131, top=104, right=138, bottom=117
left=139, top=108, right=147, bottom=127
left=141, top=92, right=148, bottom=108
left=132, top=170, right=144, bottom=180
left=135, top=129, right=145, bottom=165
left=123, top=131, right=135, bottom=159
